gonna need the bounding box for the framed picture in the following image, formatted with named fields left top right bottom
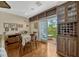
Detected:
left=5, top=27, right=9, bottom=32
left=34, top=22, right=38, bottom=29
left=11, top=28, right=15, bottom=31
left=3, top=23, right=23, bottom=32
left=3, top=23, right=9, bottom=28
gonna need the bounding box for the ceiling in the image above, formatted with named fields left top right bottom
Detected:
left=0, top=1, right=67, bottom=18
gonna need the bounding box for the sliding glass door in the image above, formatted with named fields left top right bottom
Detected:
left=39, top=18, right=48, bottom=42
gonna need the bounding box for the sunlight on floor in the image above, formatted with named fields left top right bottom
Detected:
left=47, top=40, right=58, bottom=57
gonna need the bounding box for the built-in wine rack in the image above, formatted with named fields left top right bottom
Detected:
left=57, top=1, right=79, bottom=56
left=58, top=22, right=77, bottom=36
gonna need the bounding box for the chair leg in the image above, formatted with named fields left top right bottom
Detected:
left=35, top=41, right=37, bottom=49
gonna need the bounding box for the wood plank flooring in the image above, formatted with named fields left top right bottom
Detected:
left=23, top=40, right=58, bottom=57
left=23, top=41, right=47, bottom=57
left=47, top=40, right=58, bottom=57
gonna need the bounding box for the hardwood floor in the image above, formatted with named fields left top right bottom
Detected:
left=47, top=40, right=58, bottom=57
left=23, top=41, right=47, bottom=57
left=23, top=40, right=58, bottom=57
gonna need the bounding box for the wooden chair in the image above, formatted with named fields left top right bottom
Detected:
left=30, top=32, right=37, bottom=50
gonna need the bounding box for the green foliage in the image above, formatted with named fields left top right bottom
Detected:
left=48, top=24, right=57, bottom=38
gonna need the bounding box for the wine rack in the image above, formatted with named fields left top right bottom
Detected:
left=58, top=22, right=77, bottom=36
left=57, top=1, right=79, bottom=57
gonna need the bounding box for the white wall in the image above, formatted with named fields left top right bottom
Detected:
left=0, top=12, right=29, bottom=48
left=0, top=12, right=29, bottom=34
left=30, top=20, right=39, bottom=40
left=30, top=20, right=38, bottom=33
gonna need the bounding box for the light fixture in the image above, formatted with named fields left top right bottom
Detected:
left=36, top=1, right=42, bottom=7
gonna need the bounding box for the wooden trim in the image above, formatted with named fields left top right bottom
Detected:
left=0, top=1, right=11, bottom=9
left=29, top=6, right=57, bottom=22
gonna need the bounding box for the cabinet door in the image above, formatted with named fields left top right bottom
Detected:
left=57, top=36, right=66, bottom=55
left=66, top=2, right=77, bottom=22
left=66, top=38, right=71, bottom=56
left=66, top=37, right=77, bottom=56
left=71, top=38, right=77, bottom=56
left=57, top=6, right=65, bottom=24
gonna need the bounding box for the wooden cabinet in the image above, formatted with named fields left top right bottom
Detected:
left=65, top=37, right=77, bottom=56
left=57, top=1, right=79, bottom=56
left=57, top=36, right=66, bottom=56
left=57, top=36, right=77, bottom=56
left=5, top=34, right=23, bottom=57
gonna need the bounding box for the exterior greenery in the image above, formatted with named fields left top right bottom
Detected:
left=48, top=18, right=57, bottom=38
